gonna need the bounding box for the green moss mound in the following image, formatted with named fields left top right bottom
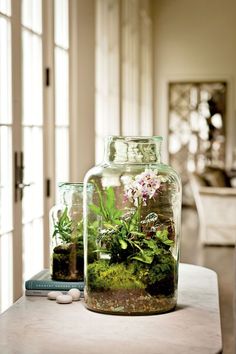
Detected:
left=87, top=253, right=176, bottom=296
left=87, top=261, right=145, bottom=291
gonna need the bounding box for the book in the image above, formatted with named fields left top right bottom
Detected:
left=25, top=269, right=85, bottom=292
left=25, top=289, right=84, bottom=297
left=25, top=289, right=68, bottom=296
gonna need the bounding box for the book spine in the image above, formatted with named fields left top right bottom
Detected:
left=25, top=280, right=84, bottom=291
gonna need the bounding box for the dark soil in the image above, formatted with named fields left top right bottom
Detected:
left=52, top=243, right=83, bottom=281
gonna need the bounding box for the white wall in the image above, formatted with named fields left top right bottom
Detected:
left=154, top=0, right=236, bottom=166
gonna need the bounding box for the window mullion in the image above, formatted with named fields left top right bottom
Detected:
left=42, top=0, right=55, bottom=268
left=11, top=0, right=23, bottom=303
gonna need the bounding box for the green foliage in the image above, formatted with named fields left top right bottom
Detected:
left=88, top=183, right=175, bottom=265
left=87, top=183, right=176, bottom=295
left=53, top=208, right=73, bottom=243
left=87, top=261, right=145, bottom=291
left=89, top=182, right=122, bottom=223
left=53, top=208, right=96, bottom=260
left=129, top=251, right=176, bottom=296
left=156, top=229, right=174, bottom=247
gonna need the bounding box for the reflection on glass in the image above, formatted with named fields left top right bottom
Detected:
left=22, top=127, right=43, bottom=224
left=0, top=232, right=13, bottom=312
left=23, top=218, right=43, bottom=281
left=0, top=17, right=12, bottom=124
left=55, top=47, right=69, bottom=126
left=22, top=29, right=43, bottom=125
left=55, top=127, right=69, bottom=202
left=54, top=0, right=68, bottom=49
left=0, top=126, right=13, bottom=234
left=21, top=0, right=42, bottom=34
left=0, top=0, right=11, bottom=16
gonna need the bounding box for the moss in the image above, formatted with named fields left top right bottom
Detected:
left=87, top=261, right=145, bottom=291
left=132, top=252, right=177, bottom=296
left=87, top=251, right=176, bottom=296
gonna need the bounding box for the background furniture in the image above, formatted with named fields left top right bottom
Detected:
left=190, top=172, right=236, bottom=245
left=0, top=264, right=222, bottom=354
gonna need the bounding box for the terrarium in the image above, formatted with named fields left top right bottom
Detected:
left=83, top=136, right=182, bottom=315
left=50, top=183, right=95, bottom=281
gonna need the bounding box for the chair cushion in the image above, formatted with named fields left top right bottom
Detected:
left=203, top=167, right=231, bottom=187
left=191, top=172, right=209, bottom=187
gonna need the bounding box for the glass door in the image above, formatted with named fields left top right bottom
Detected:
left=21, top=0, right=44, bottom=281
left=0, top=0, right=71, bottom=314
left=54, top=0, right=70, bottom=201
left=0, top=0, right=13, bottom=312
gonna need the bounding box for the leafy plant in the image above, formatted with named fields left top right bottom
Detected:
left=87, top=174, right=177, bottom=297
left=88, top=180, right=176, bottom=264
left=89, top=182, right=122, bottom=223
left=53, top=207, right=73, bottom=243
left=53, top=207, right=96, bottom=248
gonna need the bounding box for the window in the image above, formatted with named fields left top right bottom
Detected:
left=0, top=0, right=71, bottom=313
left=0, top=0, right=13, bottom=313
left=95, top=0, right=154, bottom=163
left=22, top=0, right=44, bottom=281
left=54, top=0, right=70, bottom=201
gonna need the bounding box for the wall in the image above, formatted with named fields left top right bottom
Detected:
left=154, top=0, right=236, bottom=166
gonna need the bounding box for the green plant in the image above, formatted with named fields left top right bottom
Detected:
left=53, top=207, right=73, bottom=243
left=88, top=177, right=176, bottom=296
left=87, top=261, right=145, bottom=291
left=90, top=184, right=174, bottom=265
left=53, top=208, right=97, bottom=254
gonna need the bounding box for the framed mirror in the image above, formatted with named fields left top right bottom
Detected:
left=168, top=81, right=227, bottom=205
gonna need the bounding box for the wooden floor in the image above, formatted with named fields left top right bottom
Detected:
left=181, top=207, right=235, bottom=354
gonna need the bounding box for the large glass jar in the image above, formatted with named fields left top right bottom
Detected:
left=83, top=136, right=182, bottom=315
left=50, top=183, right=94, bottom=281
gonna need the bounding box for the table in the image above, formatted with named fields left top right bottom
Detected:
left=0, top=264, right=222, bottom=354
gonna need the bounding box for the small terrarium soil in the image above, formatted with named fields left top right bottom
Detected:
left=52, top=243, right=83, bottom=281
left=85, top=289, right=176, bottom=315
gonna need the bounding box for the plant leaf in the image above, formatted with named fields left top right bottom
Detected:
left=105, top=187, right=115, bottom=210
left=89, top=204, right=103, bottom=216
left=132, top=252, right=154, bottom=264
left=118, top=238, right=128, bottom=249
left=156, top=229, right=174, bottom=246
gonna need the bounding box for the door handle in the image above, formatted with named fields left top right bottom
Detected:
left=14, top=152, right=32, bottom=202
left=17, top=183, right=32, bottom=189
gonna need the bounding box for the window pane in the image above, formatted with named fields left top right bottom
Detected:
left=0, top=232, right=13, bottom=313
left=22, top=29, right=43, bottom=125
left=22, top=127, right=43, bottom=224
left=21, top=0, right=42, bottom=34
left=55, top=47, right=69, bottom=125
left=54, top=0, right=68, bottom=49
left=0, top=17, right=12, bottom=124
left=0, top=126, right=12, bottom=234
left=0, top=0, right=11, bottom=16
left=23, top=218, right=43, bottom=281
left=55, top=127, right=69, bottom=201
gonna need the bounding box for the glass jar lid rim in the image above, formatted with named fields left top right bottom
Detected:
left=58, top=182, right=93, bottom=190
left=106, top=135, right=163, bottom=142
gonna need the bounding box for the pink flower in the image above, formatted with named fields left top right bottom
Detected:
left=123, top=169, right=161, bottom=207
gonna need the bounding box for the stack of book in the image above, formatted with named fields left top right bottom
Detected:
left=25, top=269, right=84, bottom=296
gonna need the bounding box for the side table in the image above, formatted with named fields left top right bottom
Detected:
left=0, top=263, right=222, bottom=354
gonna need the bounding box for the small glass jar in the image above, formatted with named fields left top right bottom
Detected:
left=50, top=183, right=94, bottom=281
left=84, top=136, right=182, bottom=315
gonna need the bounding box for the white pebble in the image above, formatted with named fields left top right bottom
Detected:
left=47, top=291, right=63, bottom=300
left=56, top=294, right=73, bottom=304
left=68, top=288, right=81, bottom=301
